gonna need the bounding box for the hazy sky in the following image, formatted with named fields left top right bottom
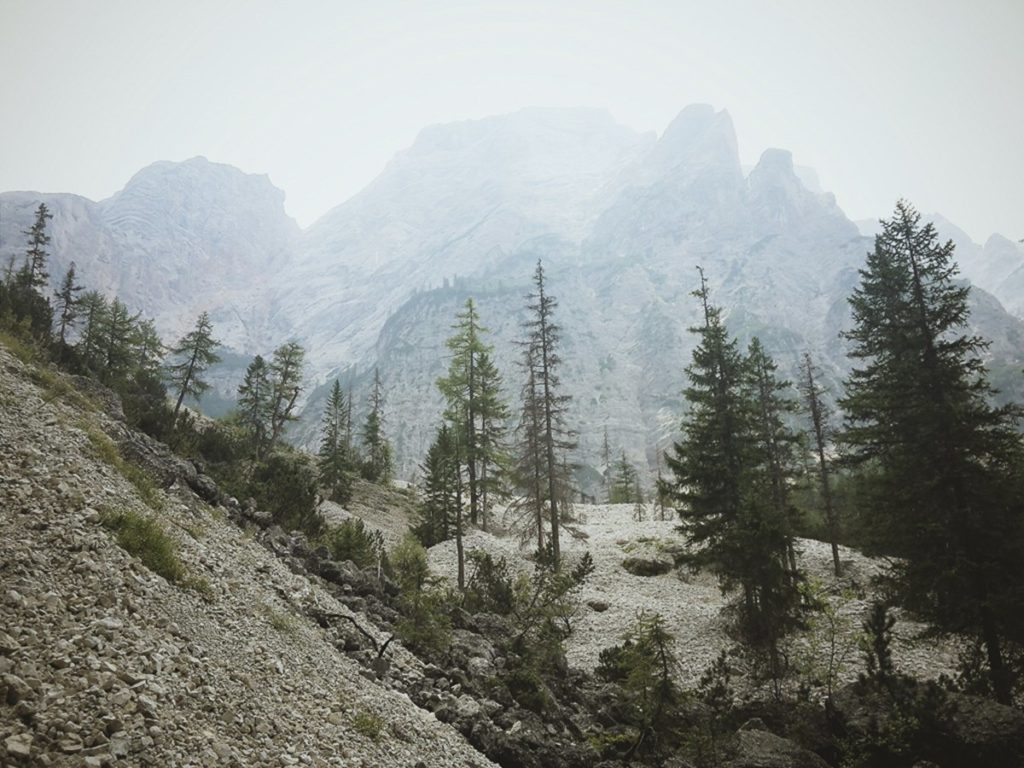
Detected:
left=1, top=0, right=1021, bottom=240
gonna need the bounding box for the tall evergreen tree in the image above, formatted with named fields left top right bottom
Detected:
left=418, top=424, right=466, bottom=585
left=610, top=449, right=641, bottom=504
left=601, top=426, right=613, bottom=499
left=512, top=345, right=548, bottom=553
left=799, top=352, right=841, bottom=576
left=437, top=298, right=509, bottom=529
left=840, top=200, right=1024, bottom=703
left=666, top=270, right=804, bottom=688
left=318, top=379, right=354, bottom=503
left=100, top=298, right=137, bottom=384
left=131, top=318, right=164, bottom=379
left=76, top=290, right=109, bottom=371
left=18, top=203, right=52, bottom=291
left=268, top=341, right=304, bottom=444
left=518, top=260, right=575, bottom=569
left=361, top=368, right=393, bottom=483
left=475, top=348, right=510, bottom=530
left=237, top=355, right=271, bottom=457
left=53, top=262, right=83, bottom=351
left=167, top=311, right=221, bottom=423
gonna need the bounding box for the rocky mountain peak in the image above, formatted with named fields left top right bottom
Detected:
left=646, top=103, right=742, bottom=179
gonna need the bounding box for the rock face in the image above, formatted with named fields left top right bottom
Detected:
left=0, top=345, right=498, bottom=767
left=3, top=107, right=1023, bottom=481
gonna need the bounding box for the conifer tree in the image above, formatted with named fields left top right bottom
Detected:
left=601, top=426, right=612, bottom=499
left=76, top=290, right=109, bottom=371
left=799, top=352, right=840, bottom=576
left=100, top=298, right=137, bottom=384
left=512, top=346, right=548, bottom=553
left=237, top=355, right=271, bottom=457
left=840, top=200, right=1024, bottom=703
left=666, top=270, right=804, bottom=686
left=167, top=311, right=220, bottom=424
left=475, top=348, right=510, bottom=529
left=53, top=262, right=83, bottom=351
left=318, top=379, right=354, bottom=503
left=268, top=341, right=304, bottom=444
left=611, top=449, right=640, bottom=504
left=132, top=318, right=164, bottom=378
left=518, top=260, right=575, bottom=569
left=18, top=203, right=52, bottom=291
left=438, top=299, right=509, bottom=529
left=361, top=368, right=393, bottom=483
left=416, top=425, right=465, bottom=585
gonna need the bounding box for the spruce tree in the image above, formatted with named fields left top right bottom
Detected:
left=518, top=260, right=575, bottom=569
left=76, top=290, right=109, bottom=371
left=437, top=298, right=506, bottom=527
left=666, top=270, right=804, bottom=688
left=475, top=348, right=509, bottom=530
left=799, top=352, right=840, bottom=576
left=53, top=262, right=83, bottom=351
left=611, top=449, right=640, bottom=504
left=131, top=318, right=164, bottom=379
left=100, top=298, right=137, bottom=384
left=167, top=311, right=221, bottom=423
left=237, top=355, right=271, bottom=457
left=268, top=341, right=304, bottom=444
left=361, top=368, right=393, bottom=483
left=840, top=200, right=1024, bottom=703
left=417, top=424, right=461, bottom=548
left=318, top=379, right=354, bottom=503
left=18, top=203, right=52, bottom=291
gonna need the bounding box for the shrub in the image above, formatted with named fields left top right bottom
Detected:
left=324, top=518, right=383, bottom=569
left=463, top=551, right=516, bottom=615
left=391, top=533, right=430, bottom=593
left=250, top=451, right=322, bottom=535
left=352, top=710, right=385, bottom=741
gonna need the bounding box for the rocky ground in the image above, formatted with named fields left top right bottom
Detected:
left=0, top=345, right=496, bottom=767
left=429, top=503, right=961, bottom=693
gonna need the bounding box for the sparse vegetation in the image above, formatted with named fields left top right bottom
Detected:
left=99, top=507, right=186, bottom=583
left=351, top=709, right=385, bottom=741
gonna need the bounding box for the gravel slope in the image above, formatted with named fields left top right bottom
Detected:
left=0, top=345, right=496, bottom=767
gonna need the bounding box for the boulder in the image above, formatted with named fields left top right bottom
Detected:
left=621, top=556, right=673, bottom=577
left=727, top=728, right=829, bottom=768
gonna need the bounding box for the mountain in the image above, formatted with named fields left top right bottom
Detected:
left=2, top=108, right=1022, bottom=485
left=0, top=157, right=299, bottom=352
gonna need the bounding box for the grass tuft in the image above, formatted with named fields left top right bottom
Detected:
left=99, top=508, right=187, bottom=584
left=352, top=710, right=385, bottom=741
left=83, top=423, right=164, bottom=509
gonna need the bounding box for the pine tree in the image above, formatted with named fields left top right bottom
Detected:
left=167, top=311, right=221, bottom=424
left=601, top=426, right=612, bottom=499
left=611, top=449, right=640, bottom=504
left=53, top=262, right=83, bottom=351
left=361, top=368, right=393, bottom=483
left=799, top=352, right=841, bottom=576
left=318, top=379, right=354, bottom=503
left=18, top=203, right=52, bottom=291
left=518, top=260, right=575, bottom=569
left=268, top=341, right=304, bottom=444
left=476, top=348, right=510, bottom=530
left=131, top=318, right=164, bottom=378
left=437, top=299, right=510, bottom=528
left=76, top=290, right=109, bottom=371
left=840, top=200, right=1024, bottom=703
left=416, top=425, right=465, bottom=585
left=100, top=298, right=137, bottom=384
left=665, top=270, right=804, bottom=688
left=237, top=355, right=272, bottom=457
left=512, top=345, right=548, bottom=553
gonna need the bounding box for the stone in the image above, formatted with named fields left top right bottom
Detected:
left=0, top=630, right=21, bottom=653
left=4, top=732, right=33, bottom=758
left=727, top=729, right=829, bottom=768
left=621, top=556, right=673, bottom=577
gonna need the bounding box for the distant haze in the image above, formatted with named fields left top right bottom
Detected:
left=1, top=0, right=1021, bottom=241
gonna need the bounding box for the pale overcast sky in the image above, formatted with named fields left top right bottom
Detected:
left=1, top=0, right=1021, bottom=240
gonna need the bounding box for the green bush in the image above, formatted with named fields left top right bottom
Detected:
left=324, top=518, right=383, bottom=568
left=250, top=451, right=322, bottom=535
left=463, top=550, right=516, bottom=615
left=391, top=533, right=430, bottom=593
